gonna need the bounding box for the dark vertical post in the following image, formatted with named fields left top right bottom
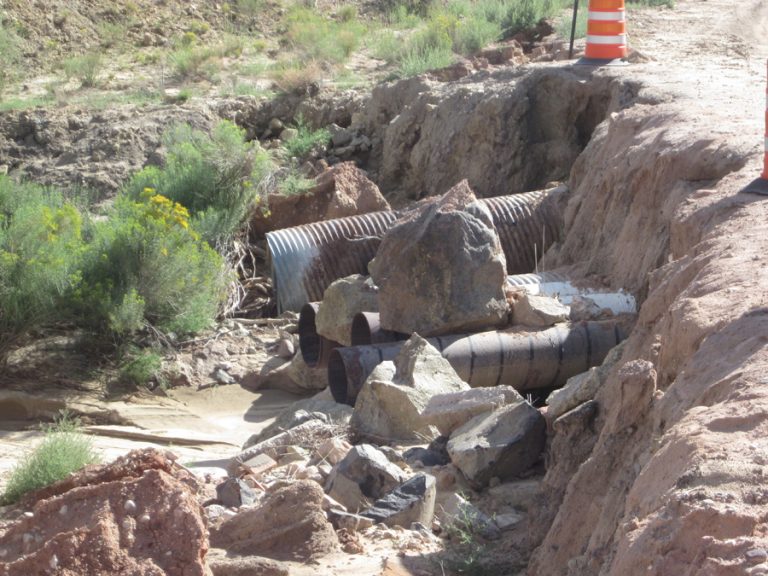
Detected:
left=569, top=0, right=580, bottom=60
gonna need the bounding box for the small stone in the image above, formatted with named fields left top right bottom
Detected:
left=59, top=505, right=68, bottom=516
left=22, top=512, right=33, bottom=519
left=280, top=128, right=299, bottom=142
left=124, top=500, right=137, bottom=515
left=276, top=338, right=295, bottom=359
left=494, top=511, right=523, bottom=530
left=49, top=554, right=58, bottom=569
left=214, top=368, right=236, bottom=385
left=139, top=513, right=151, bottom=524
left=747, top=548, right=768, bottom=563
left=269, top=118, right=284, bottom=132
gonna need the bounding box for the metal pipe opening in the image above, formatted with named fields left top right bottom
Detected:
left=298, top=302, right=340, bottom=368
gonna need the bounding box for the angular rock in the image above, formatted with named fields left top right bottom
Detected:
left=210, top=480, right=339, bottom=561
left=361, top=474, right=437, bottom=528
left=546, top=367, right=601, bottom=420
left=369, top=180, right=508, bottom=336
left=312, top=437, right=353, bottom=466
left=447, top=402, right=546, bottom=488
left=403, top=445, right=449, bottom=467
left=324, top=444, right=407, bottom=512
left=512, top=293, right=570, bottom=327
left=316, top=274, right=379, bottom=346
left=351, top=335, right=469, bottom=443
left=421, top=386, right=524, bottom=436
left=0, top=449, right=207, bottom=576
left=251, top=162, right=390, bottom=234
left=487, top=478, right=542, bottom=512
left=217, top=477, right=259, bottom=508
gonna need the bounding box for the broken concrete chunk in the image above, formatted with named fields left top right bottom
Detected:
left=316, top=274, right=379, bottom=346
left=512, top=293, right=570, bottom=327
left=447, top=402, right=546, bottom=488
left=421, top=385, right=524, bottom=436
left=324, top=444, right=407, bottom=512
left=351, top=335, right=469, bottom=443
left=361, top=473, right=437, bottom=528
left=370, top=180, right=508, bottom=336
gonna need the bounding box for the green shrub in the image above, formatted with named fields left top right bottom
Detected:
left=62, top=53, right=103, bottom=88
left=283, top=118, right=330, bottom=159
left=0, top=177, right=85, bottom=358
left=338, top=5, right=359, bottom=22
left=169, top=45, right=218, bottom=79
left=2, top=412, right=100, bottom=505
left=278, top=169, right=314, bottom=196
left=124, top=121, right=275, bottom=245
left=0, top=18, right=21, bottom=93
left=284, top=7, right=365, bottom=64
left=98, top=22, right=126, bottom=48
left=79, top=190, right=228, bottom=336
left=119, top=347, right=163, bottom=387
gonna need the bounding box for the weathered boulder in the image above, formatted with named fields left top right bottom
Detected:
left=421, top=386, right=524, bottom=436
left=512, top=293, right=570, bottom=327
left=210, top=480, right=339, bottom=561
left=316, top=274, right=379, bottom=346
left=369, top=180, right=508, bottom=336
left=351, top=335, right=470, bottom=442
left=324, top=444, right=407, bottom=512
left=0, top=449, right=208, bottom=576
left=447, top=402, right=546, bottom=488
left=361, top=474, right=437, bottom=528
left=251, top=162, right=390, bottom=234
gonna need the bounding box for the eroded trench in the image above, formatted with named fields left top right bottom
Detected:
left=265, top=63, right=754, bottom=573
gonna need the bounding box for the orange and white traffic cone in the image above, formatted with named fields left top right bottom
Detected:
left=742, top=60, right=768, bottom=195
left=576, top=0, right=628, bottom=66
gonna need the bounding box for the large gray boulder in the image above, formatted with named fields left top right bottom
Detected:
left=421, top=386, right=524, bottom=436
left=324, top=444, right=407, bottom=512
left=316, top=274, right=379, bottom=346
left=351, top=335, right=469, bottom=443
left=369, top=180, right=508, bottom=336
left=447, top=402, right=546, bottom=488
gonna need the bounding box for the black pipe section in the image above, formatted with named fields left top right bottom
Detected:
left=328, top=321, right=625, bottom=405
left=298, top=302, right=341, bottom=369
left=350, top=312, right=408, bottom=346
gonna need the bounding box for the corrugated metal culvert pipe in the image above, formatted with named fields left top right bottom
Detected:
left=266, top=190, right=562, bottom=312
left=328, top=321, right=625, bottom=405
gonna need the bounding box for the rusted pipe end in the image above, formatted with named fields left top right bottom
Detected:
left=350, top=312, right=409, bottom=346
left=328, top=348, right=352, bottom=405
left=298, top=303, right=321, bottom=366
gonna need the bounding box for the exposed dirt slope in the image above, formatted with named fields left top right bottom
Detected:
left=527, top=1, right=768, bottom=573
